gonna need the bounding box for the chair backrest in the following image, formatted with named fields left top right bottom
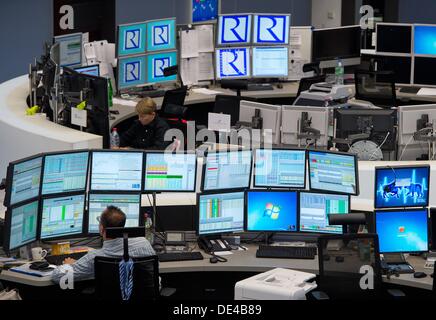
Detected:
left=161, top=86, right=188, bottom=116
left=317, top=233, right=383, bottom=299
left=354, top=69, right=397, bottom=108
left=297, top=74, right=326, bottom=97
left=94, top=255, right=159, bottom=301
left=213, top=95, right=257, bottom=126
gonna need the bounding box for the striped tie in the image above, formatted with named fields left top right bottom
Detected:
left=119, top=258, right=134, bottom=301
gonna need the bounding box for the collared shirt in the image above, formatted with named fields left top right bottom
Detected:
left=51, top=237, right=155, bottom=284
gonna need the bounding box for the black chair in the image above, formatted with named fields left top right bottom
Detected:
left=159, top=86, right=188, bottom=119
left=354, top=70, right=397, bottom=108
left=296, top=74, right=326, bottom=97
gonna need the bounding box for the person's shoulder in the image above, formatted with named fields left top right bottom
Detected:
left=155, top=115, right=170, bottom=129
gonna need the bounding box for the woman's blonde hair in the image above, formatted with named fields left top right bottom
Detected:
left=135, top=97, right=156, bottom=115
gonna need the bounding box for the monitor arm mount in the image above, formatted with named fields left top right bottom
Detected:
left=297, top=112, right=321, bottom=145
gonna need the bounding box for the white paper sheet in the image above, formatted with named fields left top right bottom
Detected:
left=181, top=30, right=200, bottom=58
left=198, top=53, right=215, bottom=80
left=71, top=107, right=87, bottom=127
left=208, top=112, right=231, bottom=132
left=181, top=58, right=199, bottom=86
left=196, top=24, right=215, bottom=53
left=418, top=88, right=436, bottom=96
left=192, top=88, right=223, bottom=95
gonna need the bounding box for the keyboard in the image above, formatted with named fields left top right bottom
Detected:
left=256, top=245, right=317, bottom=260
left=399, top=86, right=421, bottom=94
left=45, top=251, right=88, bottom=265
left=158, top=251, right=204, bottom=262
left=138, top=89, right=166, bottom=98
left=246, top=83, right=274, bottom=91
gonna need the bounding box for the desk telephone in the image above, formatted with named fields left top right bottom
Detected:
left=197, top=237, right=231, bottom=253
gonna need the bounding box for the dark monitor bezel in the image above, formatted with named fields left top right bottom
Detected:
left=74, top=64, right=101, bottom=77
left=244, top=189, right=299, bottom=233
left=307, top=149, right=360, bottom=196
left=374, top=164, right=431, bottom=210
left=253, top=147, right=307, bottom=190
left=143, top=150, right=198, bottom=193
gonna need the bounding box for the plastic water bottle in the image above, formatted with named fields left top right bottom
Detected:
left=107, top=77, right=113, bottom=108
left=110, top=128, right=120, bottom=148
left=144, top=213, right=153, bottom=244
left=335, top=59, right=344, bottom=85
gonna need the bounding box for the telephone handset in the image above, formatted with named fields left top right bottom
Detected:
left=197, top=237, right=231, bottom=253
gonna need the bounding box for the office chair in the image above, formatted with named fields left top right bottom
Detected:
left=159, top=86, right=188, bottom=120
left=354, top=70, right=397, bottom=108
left=296, top=74, right=326, bottom=98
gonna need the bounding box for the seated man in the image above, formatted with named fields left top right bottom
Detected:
left=52, top=206, right=155, bottom=283
left=118, top=97, right=171, bottom=150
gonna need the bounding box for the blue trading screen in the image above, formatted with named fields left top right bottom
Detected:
left=414, top=25, right=436, bottom=55
left=218, top=14, right=252, bottom=45
left=376, top=209, right=429, bottom=253
left=375, top=166, right=430, bottom=209
left=8, top=201, right=39, bottom=250
left=216, top=47, right=250, bottom=79
left=146, top=18, right=176, bottom=52
left=117, top=22, right=147, bottom=57
left=146, top=51, right=178, bottom=84
left=308, top=151, right=358, bottom=195
left=9, top=157, right=42, bottom=206
left=254, top=149, right=305, bottom=189
left=246, top=191, right=297, bottom=232
left=253, top=14, right=290, bottom=44
left=192, top=0, right=219, bottom=23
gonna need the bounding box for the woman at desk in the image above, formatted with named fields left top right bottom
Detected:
left=117, top=97, right=171, bottom=150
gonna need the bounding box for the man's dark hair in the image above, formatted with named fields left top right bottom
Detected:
left=100, top=206, right=126, bottom=228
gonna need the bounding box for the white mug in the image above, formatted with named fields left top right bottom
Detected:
left=31, top=247, right=48, bottom=261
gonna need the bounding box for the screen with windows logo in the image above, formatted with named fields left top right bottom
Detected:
left=146, top=51, right=178, bottom=84
left=117, top=55, right=147, bottom=90
left=146, top=18, right=176, bottom=52
left=215, top=47, right=250, bottom=79
left=117, top=22, right=147, bottom=57
left=253, top=14, right=290, bottom=45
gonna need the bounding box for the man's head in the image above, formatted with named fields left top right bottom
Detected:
left=136, top=97, right=157, bottom=126
left=99, top=205, right=126, bottom=239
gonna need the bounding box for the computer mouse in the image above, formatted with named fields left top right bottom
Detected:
left=335, top=256, right=345, bottom=263
left=413, top=272, right=427, bottom=279
left=209, top=256, right=218, bottom=264
left=277, top=83, right=283, bottom=89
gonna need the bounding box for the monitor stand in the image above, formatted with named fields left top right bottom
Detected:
left=381, top=253, right=415, bottom=274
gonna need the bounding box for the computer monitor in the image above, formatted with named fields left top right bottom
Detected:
left=245, top=190, right=298, bottom=232
left=3, top=200, right=39, bottom=252
left=40, top=194, right=86, bottom=240
left=312, top=25, right=361, bottom=68
left=215, top=47, right=251, bottom=79
left=299, top=192, right=350, bottom=234
left=117, top=21, right=147, bottom=57
left=146, top=51, right=178, bottom=84
left=74, top=64, right=100, bottom=77
left=144, top=152, right=197, bottom=192
left=90, top=151, right=143, bottom=192
left=54, top=33, right=83, bottom=67
left=376, top=23, right=412, bottom=54
left=41, top=151, right=89, bottom=196
left=414, top=25, right=436, bottom=56
left=117, top=54, right=147, bottom=91
left=414, top=57, right=436, bottom=86
left=146, top=18, right=177, bottom=52
left=198, top=191, right=245, bottom=235
left=252, top=47, right=289, bottom=78
left=201, top=150, right=252, bottom=192
left=4, top=155, right=43, bottom=207
left=373, top=55, right=412, bottom=85
left=192, top=0, right=220, bottom=23
left=87, top=193, right=141, bottom=234
left=375, top=208, right=429, bottom=253
left=217, top=14, right=252, bottom=46
left=374, top=165, right=430, bottom=209
left=308, top=150, right=359, bottom=195
left=254, top=148, right=306, bottom=189
left=253, top=14, right=290, bottom=45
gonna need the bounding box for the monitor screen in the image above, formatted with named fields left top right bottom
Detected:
left=254, top=149, right=306, bottom=189
left=198, top=191, right=244, bottom=235
left=88, top=193, right=141, bottom=234
left=117, top=22, right=147, bottom=57
left=202, top=150, right=252, bottom=191
left=40, top=194, right=85, bottom=239
left=74, top=65, right=100, bottom=77
left=8, top=156, right=42, bottom=206
left=54, top=33, right=82, bottom=67
left=375, top=166, right=430, bottom=209
left=91, top=152, right=143, bottom=191
left=146, top=18, right=177, bottom=52
left=375, top=209, right=429, bottom=253
left=246, top=190, right=298, bottom=232
left=216, top=47, right=250, bottom=79
left=414, top=25, right=436, bottom=55
left=41, top=151, right=89, bottom=196
left=299, top=192, right=349, bottom=234
left=217, top=14, right=252, bottom=45
left=376, top=24, right=412, bottom=54
left=117, top=55, right=147, bottom=91
left=192, top=0, right=219, bottom=23
left=373, top=55, right=412, bottom=84
left=146, top=51, right=178, bottom=84
left=308, top=150, right=358, bottom=195
left=253, top=14, right=290, bottom=45
left=252, top=47, right=289, bottom=78
left=144, top=153, right=197, bottom=192
left=6, top=201, right=39, bottom=251
left=414, top=57, right=436, bottom=86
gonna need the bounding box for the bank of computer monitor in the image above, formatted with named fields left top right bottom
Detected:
left=245, top=190, right=298, bottom=232
left=215, top=47, right=251, bottom=79
left=253, top=14, right=290, bottom=45
left=198, top=191, right=245, bottom=235
left=192, top=0, right=220, bottom=23
left=374, top=165, right=430, bottom=209
left=308, top=150, right=359, bottom=196
left=117, top=54, right=147, bottom=91
left=3, top=200, right=39, bottom=252
left=144, top=152, right=197, bottom=192
left=146, top=18, right=177, bottom=52
left=90, top=151, right=143, bottom=192
left=254, top=148, right=306, bottom=189
left=414, top=25, right=436, bottom=56
left=146, top=51, right=178, bottom=84
left=217, top=14, right=252, bottom=46
left=299, top=192, right=350, bottom=234
left=414, top=57, right=436, bottom=86
left=40, top=194, right=86, bottom=240
left=54, top=33, right=83, bottom=67
left=74, top=64, right=100, bottom=77
left=4, top=155, right=43, bottom=207
left=201, top=150, right=252, bottom=192
left=117, top=21, right=147, bottom=57
left=41, top=151, right=89, bottom=196
left=373, top=55, right=412, bottom=85
left=375, top=208, right=429, bottom=253
left=87, top=193, right=141, bottom=234
left=376, top=23, right=412, bottom=54
left=252, top=47, right=289, bottom=78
